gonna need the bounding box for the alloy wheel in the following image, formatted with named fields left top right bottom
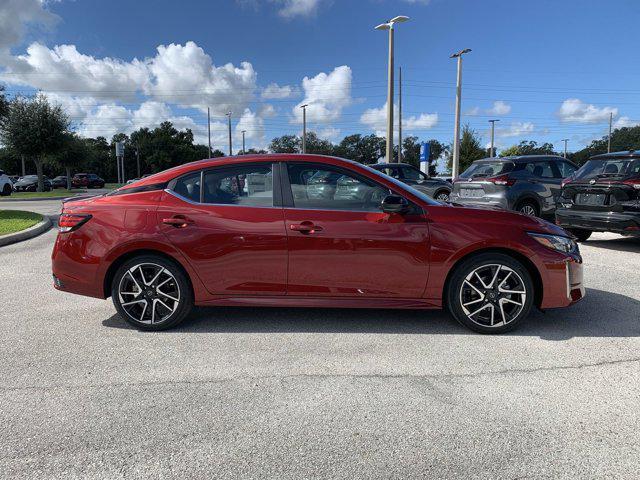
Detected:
left=519, top=204, right=536, bottom=216
left=459, top=263, right=527, bottom=328
left=436, top=191, right=450, bottom=202
left=117, top=262, right=181, bottom=325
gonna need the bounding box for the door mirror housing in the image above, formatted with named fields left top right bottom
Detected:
left=381, top=194, right=409, bottom=214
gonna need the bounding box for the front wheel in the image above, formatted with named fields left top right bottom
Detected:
left=567, top=228, right=592, bottom=242
left=446, top=253, right=534, bottom=334
left=434, top=189, right=451, bottom=202
left=1, top=184, right=11, bottom=196
left=111, top=255, right=194, bottom=331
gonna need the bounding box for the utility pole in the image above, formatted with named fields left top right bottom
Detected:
left=226, top=111, right=232, bottom=156
left=241, top=130, right=246, bottom=155
left=398, top=66, right=403, bottom=162
left=562, top=139, right=569, bottom=158
left=136, top=146, right=140, bottom=178
left=300, top=104, right=308, bottom=153
left=375, top=16, right=409, bottom=163
left=608, top=112, right=613, bottom=153
left=207, top=107, right=212, bottom=157
left=21, top=155, right=25, bottom=177
left=488, top=119, right=499, bottom=157
left=450, top=48, right=472, bottom=178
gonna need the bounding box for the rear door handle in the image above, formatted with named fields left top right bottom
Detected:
left=162, top=215, right=194, bottom=228
left=290, top=221, right=323, bottom=234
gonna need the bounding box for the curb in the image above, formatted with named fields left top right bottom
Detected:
left=0, top=192, right=87, bottom=202
left=0, top=216, right=53, bottom=247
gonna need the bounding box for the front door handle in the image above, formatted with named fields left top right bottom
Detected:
left=290, top=221, right=323, bottom=234
left=162, top=215, right=194, bottom=228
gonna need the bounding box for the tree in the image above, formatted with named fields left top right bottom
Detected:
left=334, top=134, right=385, bottom=164
left=0, top=85, right=8, bottom=120
left=500, top=140, right=557, bottom=157
left=53, top=133, right=89, bottom=189
left=269, top=134, right=300, bottom=153
left=245, top=148, right=268, bottom=155
left=0, top=94, right=69, bottom=191
left=304, top=131, right=334, bottom=156
left=570, top=125, right=640, bottom=165
left=447, top=124, right=486, bottom=174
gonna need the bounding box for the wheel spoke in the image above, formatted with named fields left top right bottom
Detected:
left=157, top=289, right=179, bottom=302
left=126, top=270, right=143, bottom=293
left=122, top=299, right=146, bottom=307
left=463, top=279, right=485, bottom=297
left=488, top=265, right=501, bottom=288
left=474, top=271, right=490, bottom=289
left=468, top=302, right=492, bottom=318
left=462, top=297, right=484, bottom=308
left=147, top=267, right=165, bottom=287
left=138, top=300, right=148, bottom=321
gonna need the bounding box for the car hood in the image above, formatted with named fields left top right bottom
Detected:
left=446, top=203, right=568, bottom=236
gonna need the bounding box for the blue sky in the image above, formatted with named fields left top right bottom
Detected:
left=1, top=0, right=639, bottom=157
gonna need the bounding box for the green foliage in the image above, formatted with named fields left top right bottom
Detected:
left=447, top=124, right=486, bottom=173
left=500, top=140, right=557, bottom=157
left=570, top=125, right=640, bottom=165
left=334, top=134, right=385, bottom=164
left=269, top=134, right=300, bottom=153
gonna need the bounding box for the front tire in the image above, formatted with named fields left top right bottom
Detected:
left=111, top=255, right=194, bottom=331
left=446, top=253, right=534, bottom=334
left=434, top=189, right=451, bottom=202
left=1, top=184, right=11, bottom=196
left=516, top=200, right=539, bottom=217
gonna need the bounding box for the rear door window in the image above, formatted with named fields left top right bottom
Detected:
left=525, top=161, right=555, bottom=179
left=459, top=161, right=513, bottom=179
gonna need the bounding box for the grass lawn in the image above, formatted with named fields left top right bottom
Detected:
left=0, top=210, right=44, bottom=235
left=104, top=183, right=124, bottom=190
left=0, top=189, right=85, bottom=200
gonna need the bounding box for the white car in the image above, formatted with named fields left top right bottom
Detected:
left=0, top=170, right=13, bottom=196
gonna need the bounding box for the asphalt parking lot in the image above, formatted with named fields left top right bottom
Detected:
left=1, top=201, right=639, bottom=479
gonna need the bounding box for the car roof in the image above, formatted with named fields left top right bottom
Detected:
left=474, top=155, right=567, bottom=163
left=590, top=150, right=640, bottom=160
left=371, top=162, right=414, bottom=168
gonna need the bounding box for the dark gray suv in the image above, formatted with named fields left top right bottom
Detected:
left=449, top=155, right=578, bottom=216
left=370, top=163, right=452, bottom=201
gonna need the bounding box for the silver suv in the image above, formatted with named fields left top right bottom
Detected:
left=449, top=155, right=578, bottom=216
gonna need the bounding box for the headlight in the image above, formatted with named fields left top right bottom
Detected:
left=528, top=232, right=578, bottom=254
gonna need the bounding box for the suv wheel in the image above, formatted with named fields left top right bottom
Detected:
left=1, top=184, right=11, bottom=196
left=516, top=200, right=539, bottom=217
left=111, top=255, right=194, bottom=331
left=567, top=228, right=592, bottom=242
left=434, top=189, right=450, bottom=202
left=446, top=253, right=534, bottom=334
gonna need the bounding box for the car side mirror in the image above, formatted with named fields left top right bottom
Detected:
left=381, top=194, right=409, bottom=214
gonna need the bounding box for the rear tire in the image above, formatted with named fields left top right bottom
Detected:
left=516, top=200, right=539, bottom=217
left=567, top=228, right=592, bottom=242
left=111, top=254, right=194, bottom=331
left=434, top=189, right=451, bottom=202
left=446, top=252, right=534, bottom=334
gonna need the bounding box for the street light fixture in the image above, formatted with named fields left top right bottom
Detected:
left=450, top=48, right=472, bottom=178
left=375, top=15, right=409, bottom=163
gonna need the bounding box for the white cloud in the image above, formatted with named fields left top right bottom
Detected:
left=261, top=82, right=294, bottom=99
left=319, top=127, right=340, bottom=140
left=292, top=65, right=352, bottom=124
left=496, top=121, right=535, bottom=138
left=613, top=116, right=640, bottom=129
left=0, top=0, right=58, bottom=53
left=234, top=108, right=267, bottom=151
left=487, top=100, right=511, bottom=115
left=274, top=0, right=323, bottom=18
left=360, top=102, right=438, bottom=137
left=465, top=106, right=480, bottom=116
left=558, top=98, right=617, bottom=124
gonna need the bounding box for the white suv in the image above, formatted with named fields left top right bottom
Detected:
left=0, top=170, right=13, bottom=196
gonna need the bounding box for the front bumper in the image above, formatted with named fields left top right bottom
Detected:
left=556, top=207, right=640, bottom=235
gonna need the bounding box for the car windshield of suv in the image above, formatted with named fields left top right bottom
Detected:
left=459, top=161, right=514, bottom=179
left=574, top=158, right=640, bottom=179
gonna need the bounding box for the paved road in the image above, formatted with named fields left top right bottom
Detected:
left=1, top=213, right=639, bottom=478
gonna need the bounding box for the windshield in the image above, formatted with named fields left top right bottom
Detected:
left=574, top=158, right=640, bottom=180
left=459, top=161, right=514, bottom=179
left=360, top=164, right=440, bottom=205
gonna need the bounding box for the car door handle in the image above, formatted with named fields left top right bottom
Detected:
left=290, top=221, right=323, bottom=233
left=162, top=215, right=194, bottom=228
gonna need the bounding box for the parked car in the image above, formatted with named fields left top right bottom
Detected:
left=0, top=170, right=13, bottom=196
left=51, top=176, right=68, bottom=189
left=8, top=175, right=20, bottom=185
left=450, top=155, right=578, bottom=217
left=52, top=154, right=584, bottom=334
left=555, top=151, right=640, bottom=241
left=370, top=163, right=452, bottom=201
left=13, top=175, right=52, bottom=192
left=72, top=173, right=105, bottom=189
left=126, top=174, right=153, bottom=185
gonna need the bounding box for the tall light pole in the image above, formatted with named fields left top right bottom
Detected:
left=608, top=112, right=613, bottom=153
left=488, top=119, right=499, bottom=157
left=375, top=15, right=409, bottom=163
left=300, top=104, right=308, bottom=153
left=241, top=130, right=246, bottom=155
left=398, top=66, right=403, bottom=162
left=226, top=111, right=232, bottom=156
left=450, top=48, right=472, bottom=178
left=207, top=107, right=212, bottom=157
left=562, top=139, right=569, bottom=158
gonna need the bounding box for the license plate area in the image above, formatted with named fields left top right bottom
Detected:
left=460, top=188, right=484, bottom=198
left=575, top=193, right=606, bottom=206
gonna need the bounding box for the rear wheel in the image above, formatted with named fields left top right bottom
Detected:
left=434, top=189, right=451, bottom=202
left=567, top=228, right=592, bottom=242
left=516, top=200, right=539, bottom=217
left=111, top=255, right=194, bottom=331
left=446, top=253, right=534, bottom=334
left=1, top=184, right=11, bottom=196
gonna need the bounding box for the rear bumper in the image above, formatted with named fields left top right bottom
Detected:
left=449, top=194, right=510, bottom=210
left=556, top=207, right=640, bottom=235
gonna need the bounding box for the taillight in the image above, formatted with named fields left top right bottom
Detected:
left=487, top=174, right=515, bottom=186
left=58, top=213, right=92, bottom=233
left=623, top=179, right=640, bottom=190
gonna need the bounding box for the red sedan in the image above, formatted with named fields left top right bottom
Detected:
left=52, top=154, right=584, bottom=333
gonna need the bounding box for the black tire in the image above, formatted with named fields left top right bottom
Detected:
left=1, top=184, right=11, bottom=196
left=446, top=252, right=535, bottom=334
left=111, top=254, right=194, bottom=331
left=567, top=228, right=592, bottom=242
left=434, top=189, right=451, bottom=202
left=515, top=200, right=539, bottom=217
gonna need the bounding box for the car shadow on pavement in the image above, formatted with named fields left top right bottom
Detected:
left=102, top=287, right=640, bottom=340
left=584, top=236, right=640, bottom=253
